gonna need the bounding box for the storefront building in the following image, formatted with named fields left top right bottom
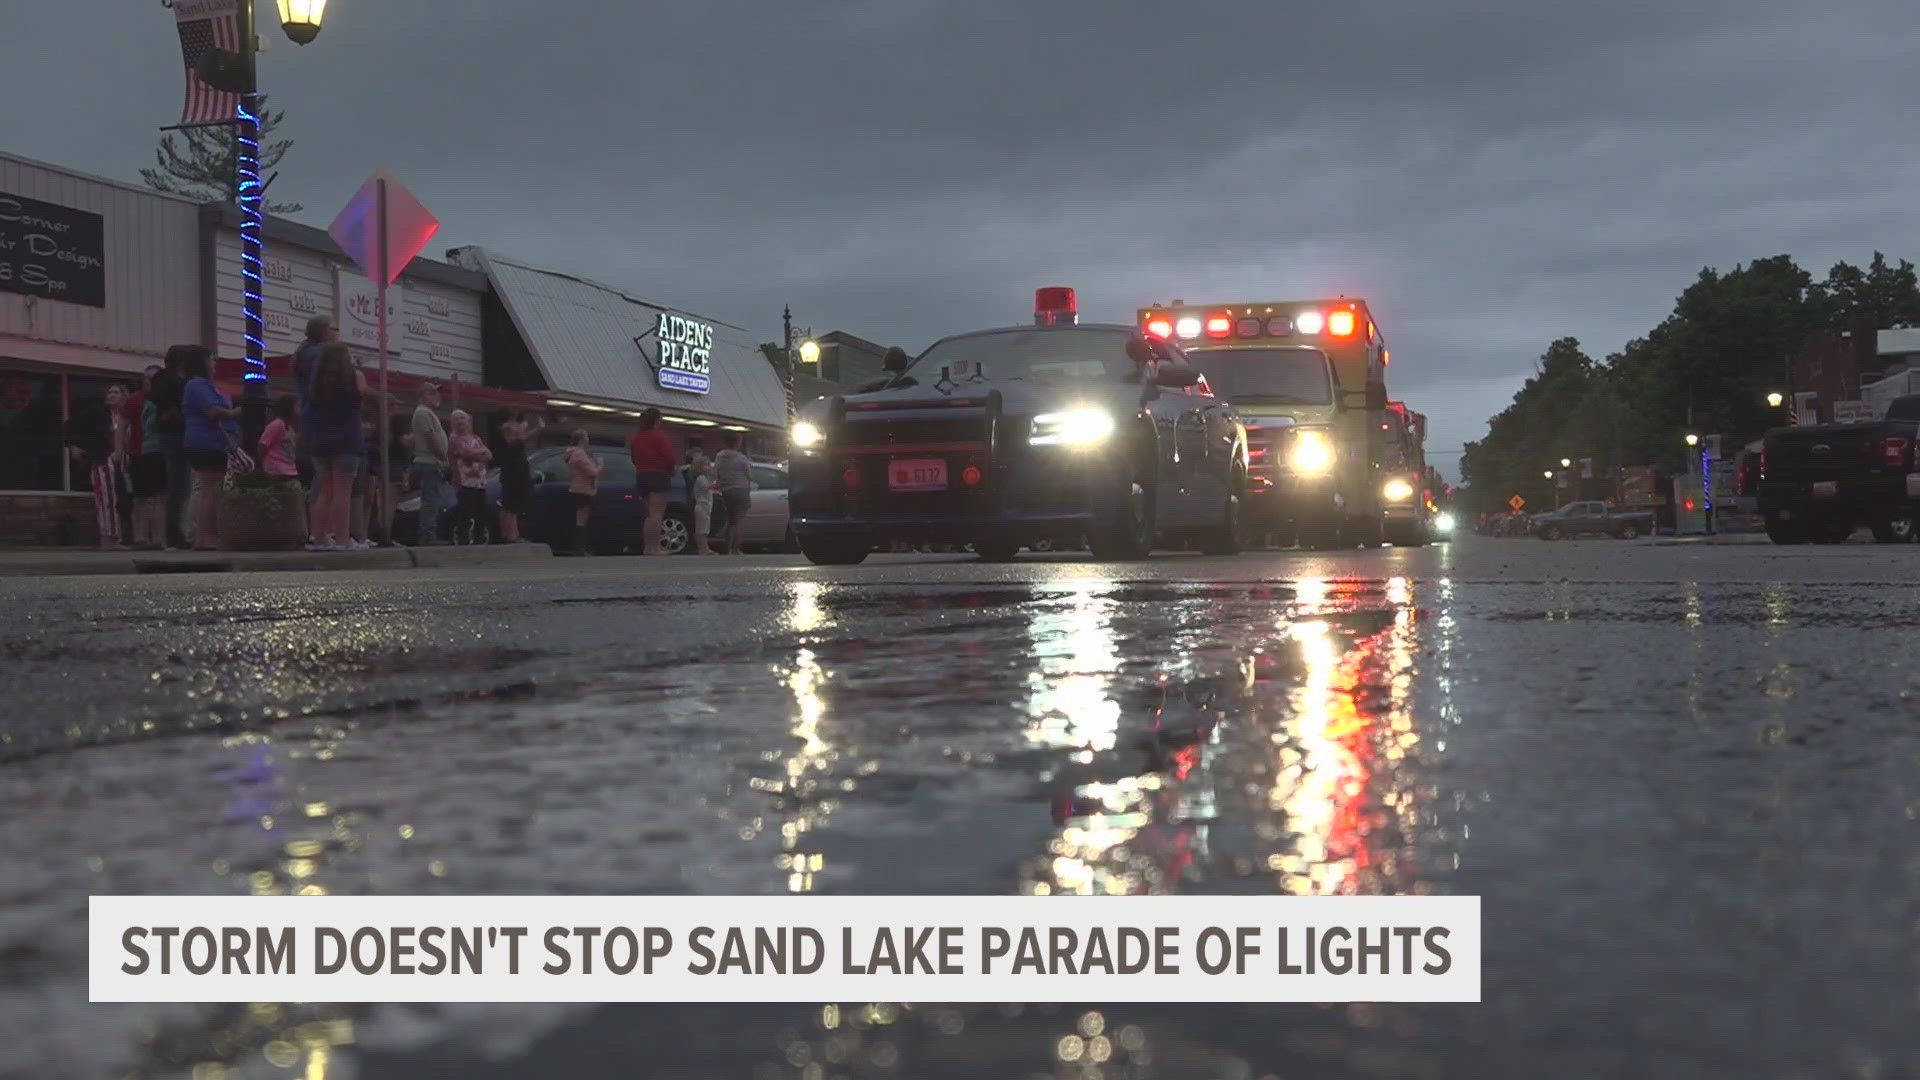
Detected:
left=449, top=247, right=790, bottom=458
left=201, top=202, right=498, bottom=405
left=0, top=153, right=203, bottom=543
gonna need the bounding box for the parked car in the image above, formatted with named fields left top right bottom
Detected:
left=740, top=461, right=796, bottom=552
left=391, top=446, right=727, bottom=554
left=1757, top=394, right=1920, bottom=544
left=1529, top=500, right=1654, bottom=540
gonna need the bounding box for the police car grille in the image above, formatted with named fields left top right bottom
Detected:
left=838, top=417, right=989, bottom=449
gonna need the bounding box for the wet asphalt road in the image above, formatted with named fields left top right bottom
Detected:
left=3, top=537, right=1918, bottom=1080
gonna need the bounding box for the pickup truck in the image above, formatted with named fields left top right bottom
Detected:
left=1756, top=394, right=1920, bottom=544
left=1529, top=501, right=1655, bottom=540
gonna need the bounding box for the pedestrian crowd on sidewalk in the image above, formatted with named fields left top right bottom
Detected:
left=67, top=315, right=773, bottom=555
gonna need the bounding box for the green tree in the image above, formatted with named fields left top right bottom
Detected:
left=140, top=97, right=302, bottom=213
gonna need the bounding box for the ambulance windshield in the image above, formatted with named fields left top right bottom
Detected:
left=1185, top=347, right=1335, bottom=405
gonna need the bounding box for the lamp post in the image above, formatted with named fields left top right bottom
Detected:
left=231, top=0, right=328, bottom=452
left=1766, top=391, right=1784, bottom=409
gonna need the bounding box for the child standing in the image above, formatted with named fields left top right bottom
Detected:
left=257, top=395, right=308, bottom=542
left=562, top=429, right=601, bottom=557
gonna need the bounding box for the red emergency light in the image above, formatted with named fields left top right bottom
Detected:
left=1035, top=286, right=1077, bottom=326
left=1328, top=309, right=1357, bottom=337
left=1205, top=314, right=1232, bottom=338
left=1683, top=499, right=1696, bottom=511
left=1145, top=316, right=1173, bottom=339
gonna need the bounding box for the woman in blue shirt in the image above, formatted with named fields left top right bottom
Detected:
left=179, top=347, right=240, bottom=550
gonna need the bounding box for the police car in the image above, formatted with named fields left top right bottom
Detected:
left=787, top=288, right=1250, bottom=564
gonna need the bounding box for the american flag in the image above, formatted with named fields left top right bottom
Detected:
left=175, top=1, right=242, bottom=126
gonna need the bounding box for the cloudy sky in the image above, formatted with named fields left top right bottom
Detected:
left=12, top=0, right=1920, bottom=472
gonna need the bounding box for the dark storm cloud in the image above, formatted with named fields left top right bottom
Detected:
left=10, top=0, right=1920, bottom=474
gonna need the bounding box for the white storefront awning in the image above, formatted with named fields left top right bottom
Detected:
left=453, top=247, right=787, bottom=430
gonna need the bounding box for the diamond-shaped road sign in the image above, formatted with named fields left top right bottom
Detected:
left=1508, top=495, right=1526, bottom=511
left=327, top=168, right=439, bottom=286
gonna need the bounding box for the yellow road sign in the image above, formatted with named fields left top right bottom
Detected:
left=1508, top=495, right=1526, bottom=511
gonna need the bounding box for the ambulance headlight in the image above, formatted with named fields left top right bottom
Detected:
left=791, top=421, right=823, bottom=449
left=1289, top=430, right=1335, bottom=475
left=1434, top=512, right=1456, bottom=533
left=1031, top=408, right=1115, bottom=447
left=1383, top=478, right=1415, bottom=502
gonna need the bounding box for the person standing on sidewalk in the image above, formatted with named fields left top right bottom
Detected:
left=562, top=429, right=601, bottom=557
left=712, top=432, right=753, bottom=555
left=496, top=411, right=542, bottom=543
left=628, top=407, right=676, bottom=555
left=683, top=436, right=716, bottom=555
left=306, top=344, right=369, bottom=551
left=151, top=346, right=192, bottom=548
left=294, top=316, right=337, bottom=504
left=134, top=368, right=169, bottom=549
left=180, top=348, right=240, bottom=551
left=446, top=409, right=493, bottom=544
left=411, top=383, right=451, bottom=545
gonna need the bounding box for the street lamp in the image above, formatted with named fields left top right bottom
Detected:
left=1542, top=470, right=1554, bottom=480
left=1685, top=433, right=1699, bottom=447
left=799, top=340, right=820, bottom=367
left=1767, top=391, right=1785, bottom=408
left=276, top=0, right=327, bottom=44
left=1560, top=458, right=1572, bottom=469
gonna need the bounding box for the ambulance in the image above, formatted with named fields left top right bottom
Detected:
left=1136, top=298, right=1391, bottom=548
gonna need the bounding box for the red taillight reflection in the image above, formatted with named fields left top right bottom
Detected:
left=842, top=467, right=861, bottom=488
left=961, top=465, right=982, bottom=487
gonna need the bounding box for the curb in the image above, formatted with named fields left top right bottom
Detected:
left=0, top=544, right=553, bottom=578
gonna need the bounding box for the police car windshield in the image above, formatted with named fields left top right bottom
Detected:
left=1185, top=347, right=1335, bottom=405
left=911, top=327, right=1136, bottom=383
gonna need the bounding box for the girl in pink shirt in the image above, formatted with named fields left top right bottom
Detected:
left=259, top=395, right=300, bottom=478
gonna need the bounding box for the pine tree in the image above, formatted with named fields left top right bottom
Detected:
left=139, top=97, right=302, bottom=214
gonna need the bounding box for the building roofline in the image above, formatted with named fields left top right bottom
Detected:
left=446, top=246, right=749, bottom=334
left=0, top=150, right=205, bottom=207
left=199, top=202, right=488, bottom=291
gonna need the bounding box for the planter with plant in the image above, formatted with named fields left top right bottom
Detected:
left=217, top=471, right=308, bottom=551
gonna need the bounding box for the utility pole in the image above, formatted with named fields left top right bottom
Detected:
left=782, top=304, right=796, bottom=428
left=234, top=0, right=268, bottom=453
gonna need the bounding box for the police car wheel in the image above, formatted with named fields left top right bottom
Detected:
left=1089, top=470, right=1155, bottom=561
left=974, top=538, right=1021, bottom=562
left=1197, top=490, right=1243, bottom=556
left=798, top=531, right=870, bottom=565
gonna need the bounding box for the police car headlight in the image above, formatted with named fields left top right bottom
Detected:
left=1289, top=430, right=1335, bottom=475
left=1031, top=408, right=1115, bottom=447
left=1383, top=478, right=1415, bottom=502
left=1434, top=512, right=1456, bottom=533
left=791, top=421, right=823, bottom=449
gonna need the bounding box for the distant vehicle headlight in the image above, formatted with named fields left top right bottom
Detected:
left=791, top=421, right=823, bottom=449
left=1289, top=430, right=1335, bottom=475
left=1383, top=478, right=1415, bottom=502
left=1434, top=512, right=1456, bottom=533
left=1031, top=408, right=1115, bottom=447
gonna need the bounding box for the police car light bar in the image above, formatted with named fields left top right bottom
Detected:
left=1035, top=286, right=1077, bottom=326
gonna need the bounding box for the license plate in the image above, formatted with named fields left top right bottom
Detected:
left=1812, top=481, right=1838, bottom=497
left=889, top=458, right=948, bottom=492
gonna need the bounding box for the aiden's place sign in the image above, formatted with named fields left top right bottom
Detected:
left=0, top=191, right=107, bottom=308
left=655, top=312, right=714, bottom=394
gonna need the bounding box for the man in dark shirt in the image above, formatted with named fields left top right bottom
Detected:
left=294, top=315, right=338, bottom=495
left=149, top=347, right=191, bottom=548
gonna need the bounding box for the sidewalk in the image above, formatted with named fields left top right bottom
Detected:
left=1648, top=533, right=1774, bottom=546
left=0, top=543, right=552, bottom=577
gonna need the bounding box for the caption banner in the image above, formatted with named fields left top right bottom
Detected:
left=92, top=895, right=1480, bottom=1003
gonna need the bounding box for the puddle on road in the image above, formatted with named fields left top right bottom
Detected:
left=1, top=573, right=1478, bottom=1079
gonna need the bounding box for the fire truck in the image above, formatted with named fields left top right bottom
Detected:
left=1136, top=297, right=1391, bottom=548
left=1378, top=401, right=1434, bottom=546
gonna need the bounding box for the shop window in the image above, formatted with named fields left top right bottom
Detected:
left=0, top=371, right=62, bottom=491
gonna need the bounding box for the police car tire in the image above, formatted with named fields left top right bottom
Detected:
left=1197, top=489, right=1243, bottom=556
left=798, top=532, right=870, bottom=565
left=1089, top=466, right=1155, bottom=561
left=974, top=538, right=1021, bottom=562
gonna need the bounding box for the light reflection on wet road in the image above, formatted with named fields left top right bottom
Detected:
left=2, top=541, right=1918, bottom=1079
